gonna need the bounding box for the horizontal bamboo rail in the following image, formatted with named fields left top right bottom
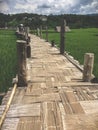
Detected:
left=0, top=83, right=17, bottom=129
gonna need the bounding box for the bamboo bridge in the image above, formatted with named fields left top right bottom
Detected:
left=0, top=32, right=98, bottom=130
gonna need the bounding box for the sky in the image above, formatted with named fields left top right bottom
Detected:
left=0, top=0, right=98, bottom=15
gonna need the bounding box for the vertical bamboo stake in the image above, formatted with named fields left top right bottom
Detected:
left=17, top=40, right=27, bottom=86
left=27, top=45, right=31, bottom=58
left=60, top=19, right=66, bottom=54
left=24, top=27, right=29, bottom=41
left=37, top=28, right=40, bottom=36
left=46, top=26, right=48, bottom=42
left=83, top=53, right=94, bottom=82
left=40, top=26, right=42, bottom=38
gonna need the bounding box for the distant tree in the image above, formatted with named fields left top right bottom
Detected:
left=0, top=13, right=98, bottom=29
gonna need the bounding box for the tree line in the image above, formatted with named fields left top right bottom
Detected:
left=0, top=13, right=98, bottom=29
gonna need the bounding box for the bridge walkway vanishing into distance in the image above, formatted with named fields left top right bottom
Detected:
left=0, top=34, right=98, bottom=130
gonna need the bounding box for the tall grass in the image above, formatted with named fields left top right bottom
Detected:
left=0, top=29, right=17, bottom=92
left=43, top=28, right=98, bottom=78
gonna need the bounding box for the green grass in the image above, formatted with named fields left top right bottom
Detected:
left=0, top=29, right=17, bottom=92
left=43, top=28, right=98, bottom=78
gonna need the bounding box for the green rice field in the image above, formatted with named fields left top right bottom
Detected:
left=0, top=29, right=17, bottom=92
left=43, top=28, right=98, bottom=78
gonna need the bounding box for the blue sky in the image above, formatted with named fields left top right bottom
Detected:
left=0, top=0, right=98, bottom=15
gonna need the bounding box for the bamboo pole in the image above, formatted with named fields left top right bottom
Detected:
left=37, top=28, right=40, bottom=36
left=40, top=26, right=42, bottom=38
left=17, top=40, right=27, bottom=87
left=60, top=19, right=66, bottom=54
left=27, top=44, right=31, bottom=58
left=83, top=53, right=94, bottom=82
left=0, top=84, right=17, bottom=129
left=46, top=26, right=48, bottom=42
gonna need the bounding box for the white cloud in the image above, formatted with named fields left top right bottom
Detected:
left=0, top=0, right=98, bottom=14
left=79, top=0, right=98, bottom=14
left=15, top=3, right=37, bottom=10
left=0, top=1, right=10, bottom=13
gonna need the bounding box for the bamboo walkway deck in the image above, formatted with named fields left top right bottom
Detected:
left=0, top=35, right=98, bottom=130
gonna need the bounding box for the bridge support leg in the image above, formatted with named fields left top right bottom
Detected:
left=83, top=53, right=94, bottom=82
left=17, top=40, right=27, bottom=87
